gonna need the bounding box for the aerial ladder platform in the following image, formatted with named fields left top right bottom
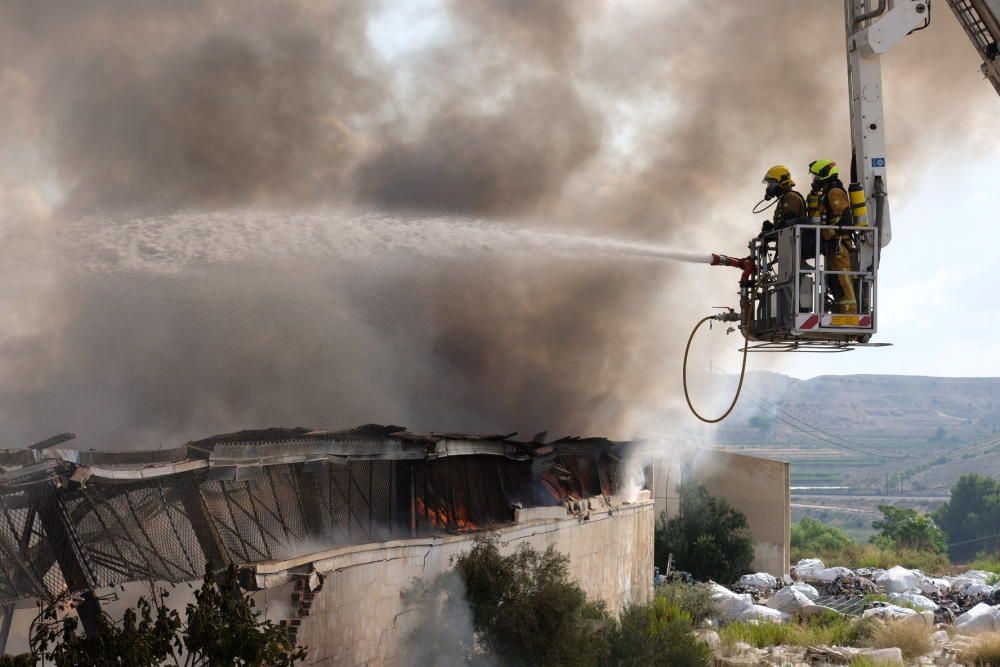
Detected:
left=945, top=0, right=1000, bottom=94
left=685, top=0, right=1000, bottom=422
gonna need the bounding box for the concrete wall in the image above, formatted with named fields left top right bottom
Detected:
left=252, top=493, right=654, bottom=666
left=654, top=449, right=790, bottom=577
left=692, top=450, right=790, bottom=576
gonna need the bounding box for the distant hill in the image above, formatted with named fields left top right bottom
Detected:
left=717, top=372, right=1000, bottom=449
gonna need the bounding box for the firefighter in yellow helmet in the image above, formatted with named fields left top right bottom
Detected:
left=808, top=159, right=857, bottom=314
left=760, top=165, right=813, bottom=270
left=760, top=165, right=806, bottom=232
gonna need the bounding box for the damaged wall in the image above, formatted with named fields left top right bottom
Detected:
left=249, top=495, right=654, bottom=666
left=654, top=449, right=790, bottom=577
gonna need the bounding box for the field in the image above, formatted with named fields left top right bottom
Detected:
left=712, top=372, right=1000, bottom=541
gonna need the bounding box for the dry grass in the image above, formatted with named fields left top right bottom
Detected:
left=848, top=658, right=899, bottom=667
left=719, top=614, right=878, bottom=650
left=958, top=632, right=1000, bottom=666
left=794, top=543, right=950, bottom=574
left=865, top=620, right=933, bottom=659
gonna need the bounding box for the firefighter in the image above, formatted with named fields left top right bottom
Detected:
left=808, top=159, right=857, bottom=314
left=759, top=165, right=806, bottom=232
left=759, top=165, right=814, bottom=270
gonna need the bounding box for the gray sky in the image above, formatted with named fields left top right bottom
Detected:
left=1, top=0, right=999, bottom=447
left=340, top=0, right=1000, bottom=380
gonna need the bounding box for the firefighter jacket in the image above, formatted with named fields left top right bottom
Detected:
left=815, top=178, right=852, bottom=240
left=773, top=188, right=806, bottom=228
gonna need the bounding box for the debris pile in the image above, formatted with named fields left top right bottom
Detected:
left=708, top=559, right=1000, bottom=629
left=694, top=560, right=1000, bottom=664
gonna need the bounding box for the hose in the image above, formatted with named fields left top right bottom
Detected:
left=682, top=295, right=752, bottom=423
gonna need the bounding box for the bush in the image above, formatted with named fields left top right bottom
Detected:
left=865, top=620, right=933, bottom=659
left=655, top=481, right=754, bottom=584
left=455, top=534, right=609, bottom=667
left=21, top=564, right=305, bottom=667
left=655, top=583, right=718, bottom=626
left=792, top=517, right=854, bottom=553
left=958, top=632, right=1000, bottom=666
left=871, top=505, right=946, bottom=554
left=602, top=597, right=711, bottom=667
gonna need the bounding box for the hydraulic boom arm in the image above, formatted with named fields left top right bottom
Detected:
left=844, top=0, right=931, bottom=249
left=945, top=0, right=1000, bottom=95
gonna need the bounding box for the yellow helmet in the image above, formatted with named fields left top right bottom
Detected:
left=762, top=165, right=794, bottom=200
left=762, top=165, right=794, bottom=189
left=808, top=159, right=840, bottom=182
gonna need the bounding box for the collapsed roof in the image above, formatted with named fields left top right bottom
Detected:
left=0, top=425, right=645, bottom=609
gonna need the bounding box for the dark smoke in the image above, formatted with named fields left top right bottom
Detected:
left=359, top=80, right=601, bottom=215
left=0, top=0, right=992, bottom=448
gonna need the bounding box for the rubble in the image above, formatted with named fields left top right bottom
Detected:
left=737, top=571, right=778, bottom=591
left=889, top=591, right=938, bottom=611
left=955, top=601, right=1000, bottom=633
left=700, top=560, right=1000, bottom=664
left=817, top=573, right=880, bottom=597
left=709, top=582, right=755, bottom=621
left=766, top=586, right=814, bottom=613
left=862, top=602, right=934, bottom=625
left=738, top=604, right=789, bottom=623
left=878, top=565, right=924, bottom=593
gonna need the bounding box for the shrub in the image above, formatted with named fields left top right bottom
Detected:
left=455, top=533, right=609, bottom=667
left=655, top=583, right=718, bottom=626
left=792, top=517, right=854, bottom=553
left=871, top=505, right=946, bottom=554
left=602, top=597, right=711, bottom=667
left=22, top=564, right=305, bottom=667
left=655, top=481, right=754, bottom=584
left=720, top=620, right=799, bottom=649
left=959, top=632, right=1000, bottom=666
left=865, top=621, right=933, bottom=659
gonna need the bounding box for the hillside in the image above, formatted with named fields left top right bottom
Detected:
left=719, top=372, right=1000, bottom=448
left=715, top=372, right=1000, bottom=537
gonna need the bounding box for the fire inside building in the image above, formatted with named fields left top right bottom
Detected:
left=0, top=425, right=663, bottom=663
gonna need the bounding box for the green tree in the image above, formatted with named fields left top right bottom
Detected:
left=455, top=534, right=609, bottom=667
left=655, top=481, right=754, bottom=584
left=748, top=416, right=773, bottom=435
left=934, top=474, right=1000, bottom=562
left=792, top=517, right=854, bottom=553
left=602, top=596, right=711, bottom=667
left=871, top=505, right=946, bottom=553
left=23, top=564, right=306, bottom=667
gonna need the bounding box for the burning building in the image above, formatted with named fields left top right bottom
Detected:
left=0, top=425, right=654, bottom=663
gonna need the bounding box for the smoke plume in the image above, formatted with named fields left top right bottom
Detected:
left=0, top=0, right=992, bottom=448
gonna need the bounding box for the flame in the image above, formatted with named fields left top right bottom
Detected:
left=415, top=498, right=477, bottom=532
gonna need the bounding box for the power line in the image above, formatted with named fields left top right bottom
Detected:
left=734, top=387, right=900, bottom=460
left=741, top=385, right=901, bottom=458
left=751, top=403, right=894, bottom=460
left=713, top=371, right=900, bottom=458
